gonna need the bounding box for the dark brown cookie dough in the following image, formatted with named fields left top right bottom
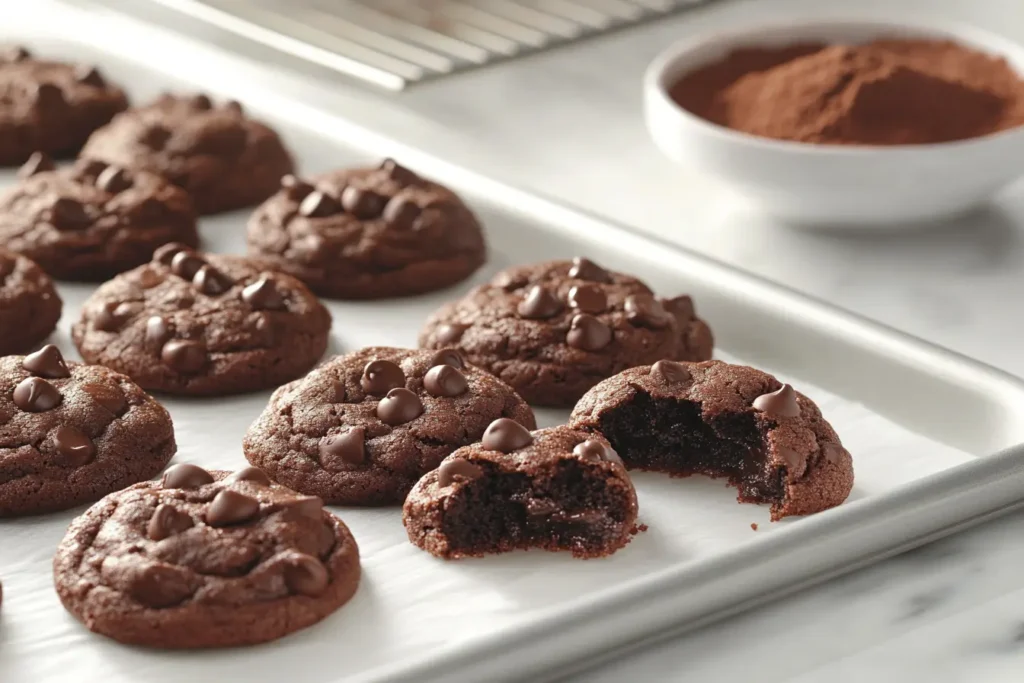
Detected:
left=81, top=93, right=294, bottom=215
left=54, top=464, right=361, bottom=648
left=0, top=247, right=62, bottom=355
left=246, top=160, right=486, bottom=299
left=570, top=360, right=854, bottom=520
left=404, top=422, right=638, bottom=559
left=72, top=245, right=331, bottom=396
left=0, top=47, right=128, bottom=165
left=244, top=346, right=535, bottom=506
left=419, top=258, right=714, bottom=407
left=0, top=346, right=175, bottom=516
left=0, top=154, right=198, bottom=281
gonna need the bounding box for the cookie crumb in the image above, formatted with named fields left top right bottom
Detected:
left=751, top=523, right=758, bottom=531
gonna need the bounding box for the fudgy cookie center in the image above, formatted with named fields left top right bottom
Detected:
left=597, top=394, right=785, bottom=504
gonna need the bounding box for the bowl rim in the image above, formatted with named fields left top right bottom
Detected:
left=643, top=15, right=1024, bottom=155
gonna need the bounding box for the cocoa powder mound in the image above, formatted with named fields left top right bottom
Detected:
left=671, top=39, right=1024, bottom=145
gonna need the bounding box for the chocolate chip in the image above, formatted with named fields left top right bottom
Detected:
left=331, top=380, right=347, bottom=403
left=625, top=295, right=671, bottom=329
left=282, top=553, right=329, bottom=597
left=74, top=65, right=105, bottom=87
left=18, top=151, right=54, bottom=178
left=568, top=257, right=611, bottom=283
left=147, top=503, right=194, bottom=541
left=436, top=323, right=467, bottom=344
left=161, top=463, right=214, bottom=489
left=81, top=382, right=126, bottom=415
left=752, top=384, right=801, bottom=418
left=190, top=93, right=213, bottom=110
left=22, top=344, right=70, bottom=379
left=430, top=349, right=465, bottom=369
left=3, top=46, right=30, bottom=62
left=341, top=186, right=386, bottom=219
left=128, top=564, right=193, bottom=608
left=278, top=496, right=324, bottom=520
left=53, top=426, right=96, bottom=466
left=206, top=489, right=260, bottom=527
left=145, top=316, right=172, bottom=347
left=299, top=190, right=341, bottom=218
left=48, top=198, right=90, bottom=230
left=192, top=265, right=232, bottom=296
left=226, top=466, right=272, bottom=486
left=160, top=340, right=208, bottom=374
left=664, top=295, right=695, bottom=321
left=651, top=360, right=691, bottom=383
left=573, top=439, right=623, bottom=465
left=382, top=195, right=421, bottom=229
left=94, top=300, right=141, bottom=332
left=377, top=388, right=424, bottom=425
left=518, top=285, right=563, bottom=319
left=566, top=314, right=612, bottom=351
left=481, top=418, right=533, bottom=453
left=424, top=365, right=468, bottom=398
left=380, top=158, right=419, bottom=185
left=253, top=314, right=276, bottom=347
left=281, top=174, right=314, bottom=202
left=33, top=82, right=65, bottom=108
left=140, top=124, right=171, bottom=149
left=171, top=251, right=206, bottom=280
left=13, top=377, right=61, bottom=412
left=152, top=242, right=191, bottom=266
left=224, top=99, right=244, bottom=115
left=822, top=443, right=848, bottom=464
left=241, top=277, right=285, bottom=310
left=361, top=359, right=405, bottom=395
left=493, top=272, right=528, bottom=291
left=437, top=458, right=483, bottom=487
left=320, top=427, right=366, bottom=468
left=778, top=447, right=802, bottom=470
left=95, top=166, right=132, bottom=193
left=567, top=284, right=607, bottom=314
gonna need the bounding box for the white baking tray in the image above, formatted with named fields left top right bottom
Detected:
left=5, top=4, right=1024, bottom=683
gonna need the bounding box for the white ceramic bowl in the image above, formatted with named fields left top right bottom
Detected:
left=644, top=18, right=1024, bottom=226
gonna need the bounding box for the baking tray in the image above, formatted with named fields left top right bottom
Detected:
left=6, top=4, right=1024, bottom=683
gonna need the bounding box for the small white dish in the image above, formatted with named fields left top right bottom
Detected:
left=643, top=18, right=1024, bottom=227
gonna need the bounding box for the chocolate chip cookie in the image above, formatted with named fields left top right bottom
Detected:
left=54, top=463, right=361, bottom=648
left=0, top=154, right=198, bottom=280
left=245, top=160, right=486, bottom=299
left=0, top=345, right=175, bottom=516
left=81, top=93, right=294, bottom=214
left=404, top=422, right=637, bottom=559
left=0, top=248, right=62, bottom=355
left=0, top=47, right=128, bottom=165
left=419, top=258, right=714, bottom=407
left=243, top=346, right=535, bottom=506
left=570, top=360, right=854, bottom=520
left=72, top=244, right=331, bottom=396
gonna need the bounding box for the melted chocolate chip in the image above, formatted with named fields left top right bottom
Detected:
left=53, top=426, right=96, bottom=466
left=651, top=360, right=691, bottom=383
left=282, top=553, right=329, bottom=597
left=95, top=166, right=132, bottom=193
left=13, top=377, right=62, bottom=412
left=192, top=265, right=232, bottom=296
left=823, top=443, right=848, bottom=464
left=81, top=382, right=126, bottom=415
left=170, top=251, right=206, bottom=280
left=664, top=295, right=695, bottom=321
left=361, top=360, right=406, bottom=395
left=382, top=195, right=421, bottom=229
left=18, top=151, right=54, bottom=178
left=299, top=191, right=341, bottom=218
left=147, top=503, right=194, bottom=541
left=34, top=82, right=65, bottom=108
left=140, top=124, right=171, bottom=150
left=437, top=458, right=483, bottom=487
left=625, top=295, right=671, bottom=329
left=568, top=257, right=611, bottom=283
left=161, top=463, right=214, bottom=489
left=435, top=323, right=468, bottom=344
left=206, top=489, right=260, bottom=527
left=424, top=365, right=468, bottom=397
left=567, top=284, right=607, bottom=314
left=281, top=174, right=314, bottom=202
left=377, top=388, right=424, bottom=425
left=160, top=340, right=208, bottom=374
left=517, top=285, right=562, bottom=319
left=145, top=316, right=172, bottom=348
left=380, top=158, right=419, bottom=185
left=341, top=186, right=386, bottom=219
left=778, top=447, right=803, bottom=470
left=430, top=349, right=465, bottom=369
left=566, top=314, right=612, bottom=351
left=48, top=197, right=90, bottom=230
left=241, top=277, right=285, bottom=310
left=74, top=65, right=105, bottom=87
left=752, top=384, right=801, bottom=418
left=573, top=439, right=622, bottom=465
left=320, top=427, right=366, bottom=467
left=22, top=344, right=70, bottom=379
left=481, top=418, right=533, bottom=453
left=226, top=466, right=272, bottom=486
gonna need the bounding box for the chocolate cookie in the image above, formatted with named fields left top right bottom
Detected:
left=246, top=160, right=486, bottom=299
left=0, top=47, right=128, bottom=165
left=404, top=422, right=638, bottom=559
left=0, top=248, right=62, bottom=355
left=419, top=258, right=714, bottom=407
left=54, top=463, right=361, bottom=648
left=0, top=345, right=175, bottom=516
left=72, top=244, right=331, bottom=396
left=0, top=155, right=198, bottom=280
left=81, top=93, right=294, bottom=214
left=243, top=346, right=535, bottom=505
left=570, top=360, right=854, bottom=520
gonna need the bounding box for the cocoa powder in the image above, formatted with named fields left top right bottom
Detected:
left=671, top=39, right=1024, bottom=145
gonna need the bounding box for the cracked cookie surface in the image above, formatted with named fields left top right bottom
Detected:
left=0, top=248, right=62, bottom=355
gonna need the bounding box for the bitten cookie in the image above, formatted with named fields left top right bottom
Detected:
left=0, top=248, right=62, bottom=355
left=54, top=463, right=361, bottom=648
left=570, top=360, right=854, bottom=520
left=0, top=345, right=175, bottom=516
left=0, top=47, right=128, bottom=165
left=419, top=257, right=714, bottom=407
left=0, top=154, right=198, bottom=280
left=72, top=244, right=331, bottom=396
left=244, top=346, right=535, bottom=505
left=246, top=159, right=486, bottom=299
left=404, top=422, right=638, bottom=559
left=81, top=93, right=294, bottom=214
